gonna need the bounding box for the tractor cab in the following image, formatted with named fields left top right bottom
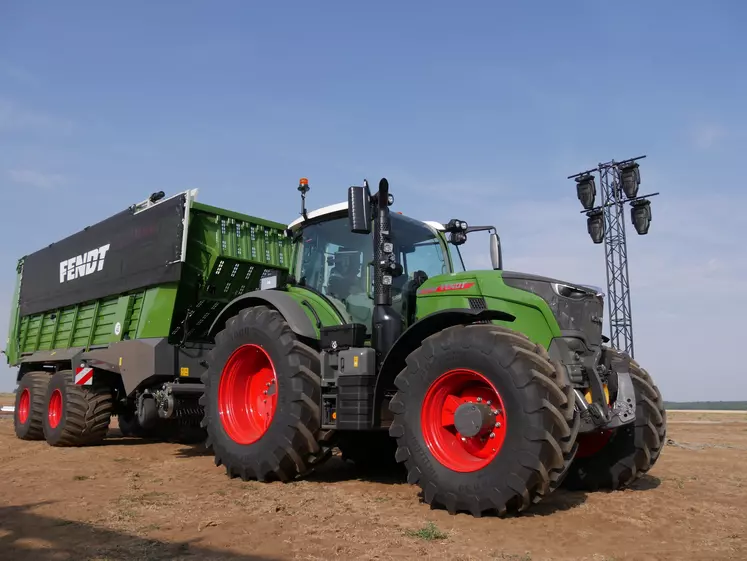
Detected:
left=287, top=201, right=461, bottom=334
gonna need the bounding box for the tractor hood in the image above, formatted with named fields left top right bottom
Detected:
left=416, top=269, right=604, bottom=349
left=499, top=270, right=605, bottom=347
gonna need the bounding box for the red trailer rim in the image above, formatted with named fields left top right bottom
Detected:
left=421, top=368, right=507, bottom=472
left=48, top=389, right=63, bottom=429
left=218, top=344, right=278, bottom=445
left=18, top=389, right=30, bottom=424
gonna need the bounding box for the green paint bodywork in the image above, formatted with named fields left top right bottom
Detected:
left=285, top=286, right=344, bottom=337
left=5, top=260, right=23, bottom=365
left=414, top=270, right=562, bottom=349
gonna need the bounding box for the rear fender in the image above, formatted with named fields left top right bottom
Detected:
left=208, top=290, right=318, bottom=341
left=372, top=308, right=515, bottom=426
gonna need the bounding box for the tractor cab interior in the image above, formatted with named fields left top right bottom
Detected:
left=294, top=211, right=452, bottom=333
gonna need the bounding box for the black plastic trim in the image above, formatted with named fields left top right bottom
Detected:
left=301, top=300, right=322, bottom=328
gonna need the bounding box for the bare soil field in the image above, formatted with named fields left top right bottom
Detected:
left=0, top=410, right=745, bottom=561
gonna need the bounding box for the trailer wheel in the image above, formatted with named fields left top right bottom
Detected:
left=562, top=350, right=667, bottom=491
left=201, top=305, right=328, bottom=482
left=388, top=324, right=580, bottom=517
left=14, top=371, right=51, bottom=441
left=42, top=370, right=114, bottom=447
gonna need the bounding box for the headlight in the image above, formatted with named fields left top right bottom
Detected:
left=551, top=282, right=603, bottom=300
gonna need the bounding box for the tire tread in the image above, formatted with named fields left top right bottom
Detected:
left=389, top=323, right=580, bottom=516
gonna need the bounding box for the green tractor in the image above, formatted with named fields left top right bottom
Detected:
left=200, top=177, right=667, bottom=516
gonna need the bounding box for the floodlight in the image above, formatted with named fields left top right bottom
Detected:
left=586, top=209, right=605, bottom=244
left=630, top=198, right=652, bottom=235
left=446, top=219, right=468, bottom=232
left=575, top=174, right=596, bottom=210
left=619, top=162, right=640, bottom=199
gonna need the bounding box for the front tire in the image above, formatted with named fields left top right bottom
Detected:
left=388, top=324, right=580, bottom=517
left=14, top=371, right=50, bottom=441
left=42, top=370, right=114, bottom=447
left=201, top=305, right=328, bottom=482
left=562, top=349, right=667, bottom=491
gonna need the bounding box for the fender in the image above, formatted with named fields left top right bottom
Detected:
left=208, top=290, right=318, bottom=341
left=372, top=308, right=516, bottom=426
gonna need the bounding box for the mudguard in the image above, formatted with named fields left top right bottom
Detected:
left=372, top=308, right=516, bottom=425
left=208, top=289, right=318, bottom=340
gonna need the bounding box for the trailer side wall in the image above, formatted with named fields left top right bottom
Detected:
left=168, top=202, right=291, bottom=343
left=4, top=263, right=22, bottom=366
left=6, top=192, right=294, bottom=368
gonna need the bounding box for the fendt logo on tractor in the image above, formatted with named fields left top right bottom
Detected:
left=59, top=243, right=111, bottom=283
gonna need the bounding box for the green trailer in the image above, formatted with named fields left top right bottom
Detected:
left=6, top=178, right=667, bottom=517
left=6, top=189, right=292, bottom=442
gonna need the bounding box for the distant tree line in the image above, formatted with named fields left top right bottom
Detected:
left=664, top=401, right=747, bottom=411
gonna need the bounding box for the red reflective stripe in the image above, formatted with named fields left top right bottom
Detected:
left=75, top=368, right=94, bottom=385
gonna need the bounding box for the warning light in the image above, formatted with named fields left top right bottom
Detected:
left=332, top=412, right=337, bottom=420
left=298, top=177, right=310, bottom=195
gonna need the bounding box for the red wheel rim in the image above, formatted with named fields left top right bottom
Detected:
left=48, top=389, right=63, bottom=429
left=18, top=389, right=30, bottom=424
left=421, top=369, right=507, bottom=472
left=218, top=344, right=278, bottom=445
left=576, top=429, right=614, bottom=459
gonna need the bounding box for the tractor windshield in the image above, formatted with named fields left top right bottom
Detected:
left=294, top=213, right=450, bottom=331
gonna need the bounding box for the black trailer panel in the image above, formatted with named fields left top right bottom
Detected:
left=19, top=194, right=187, bottom=317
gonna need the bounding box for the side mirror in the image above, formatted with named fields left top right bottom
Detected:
left=490, top=232, right=503, bottom=270
left=348, top=184, right=372, bottom=234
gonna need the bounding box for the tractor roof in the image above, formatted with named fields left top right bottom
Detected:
left=287, top=202, right=446, bottom=233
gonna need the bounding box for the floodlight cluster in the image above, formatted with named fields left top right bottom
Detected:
left=572, top=161, right=653, bottom=244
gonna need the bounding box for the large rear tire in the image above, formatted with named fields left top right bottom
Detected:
left=14, top=371, right=50, bottom=441
left=201, top=305, right=328, bottom=482
left=562, top=349, right=667, bottom=491
left=388, top=324, right=580, bottom=517
left=42, top=370, right=114, bottom=447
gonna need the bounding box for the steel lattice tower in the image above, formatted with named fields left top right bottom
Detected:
left=569, top=155, right=658, bottom=360
left=598, top=162, right=634, bottom=357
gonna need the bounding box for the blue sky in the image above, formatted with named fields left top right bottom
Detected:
left=1, top=1, right=745, bottom=399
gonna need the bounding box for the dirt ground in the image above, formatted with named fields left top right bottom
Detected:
left=0, top=405, right=745, bottom=561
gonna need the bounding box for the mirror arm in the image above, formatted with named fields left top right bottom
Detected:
left=465, top=225, right=496, bottom=234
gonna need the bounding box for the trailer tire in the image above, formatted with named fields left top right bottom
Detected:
left=562, top=350, right=667, bottom=491
left=42, top=370, right=114, bottom=447
left=388, top=324, right=580, bottom=517
left=201, top=305, right=328, bottom=482
left=14, top=371, right=51, bottom=441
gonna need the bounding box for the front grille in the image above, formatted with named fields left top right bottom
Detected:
left=502, top=273, right=604, bottom=348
